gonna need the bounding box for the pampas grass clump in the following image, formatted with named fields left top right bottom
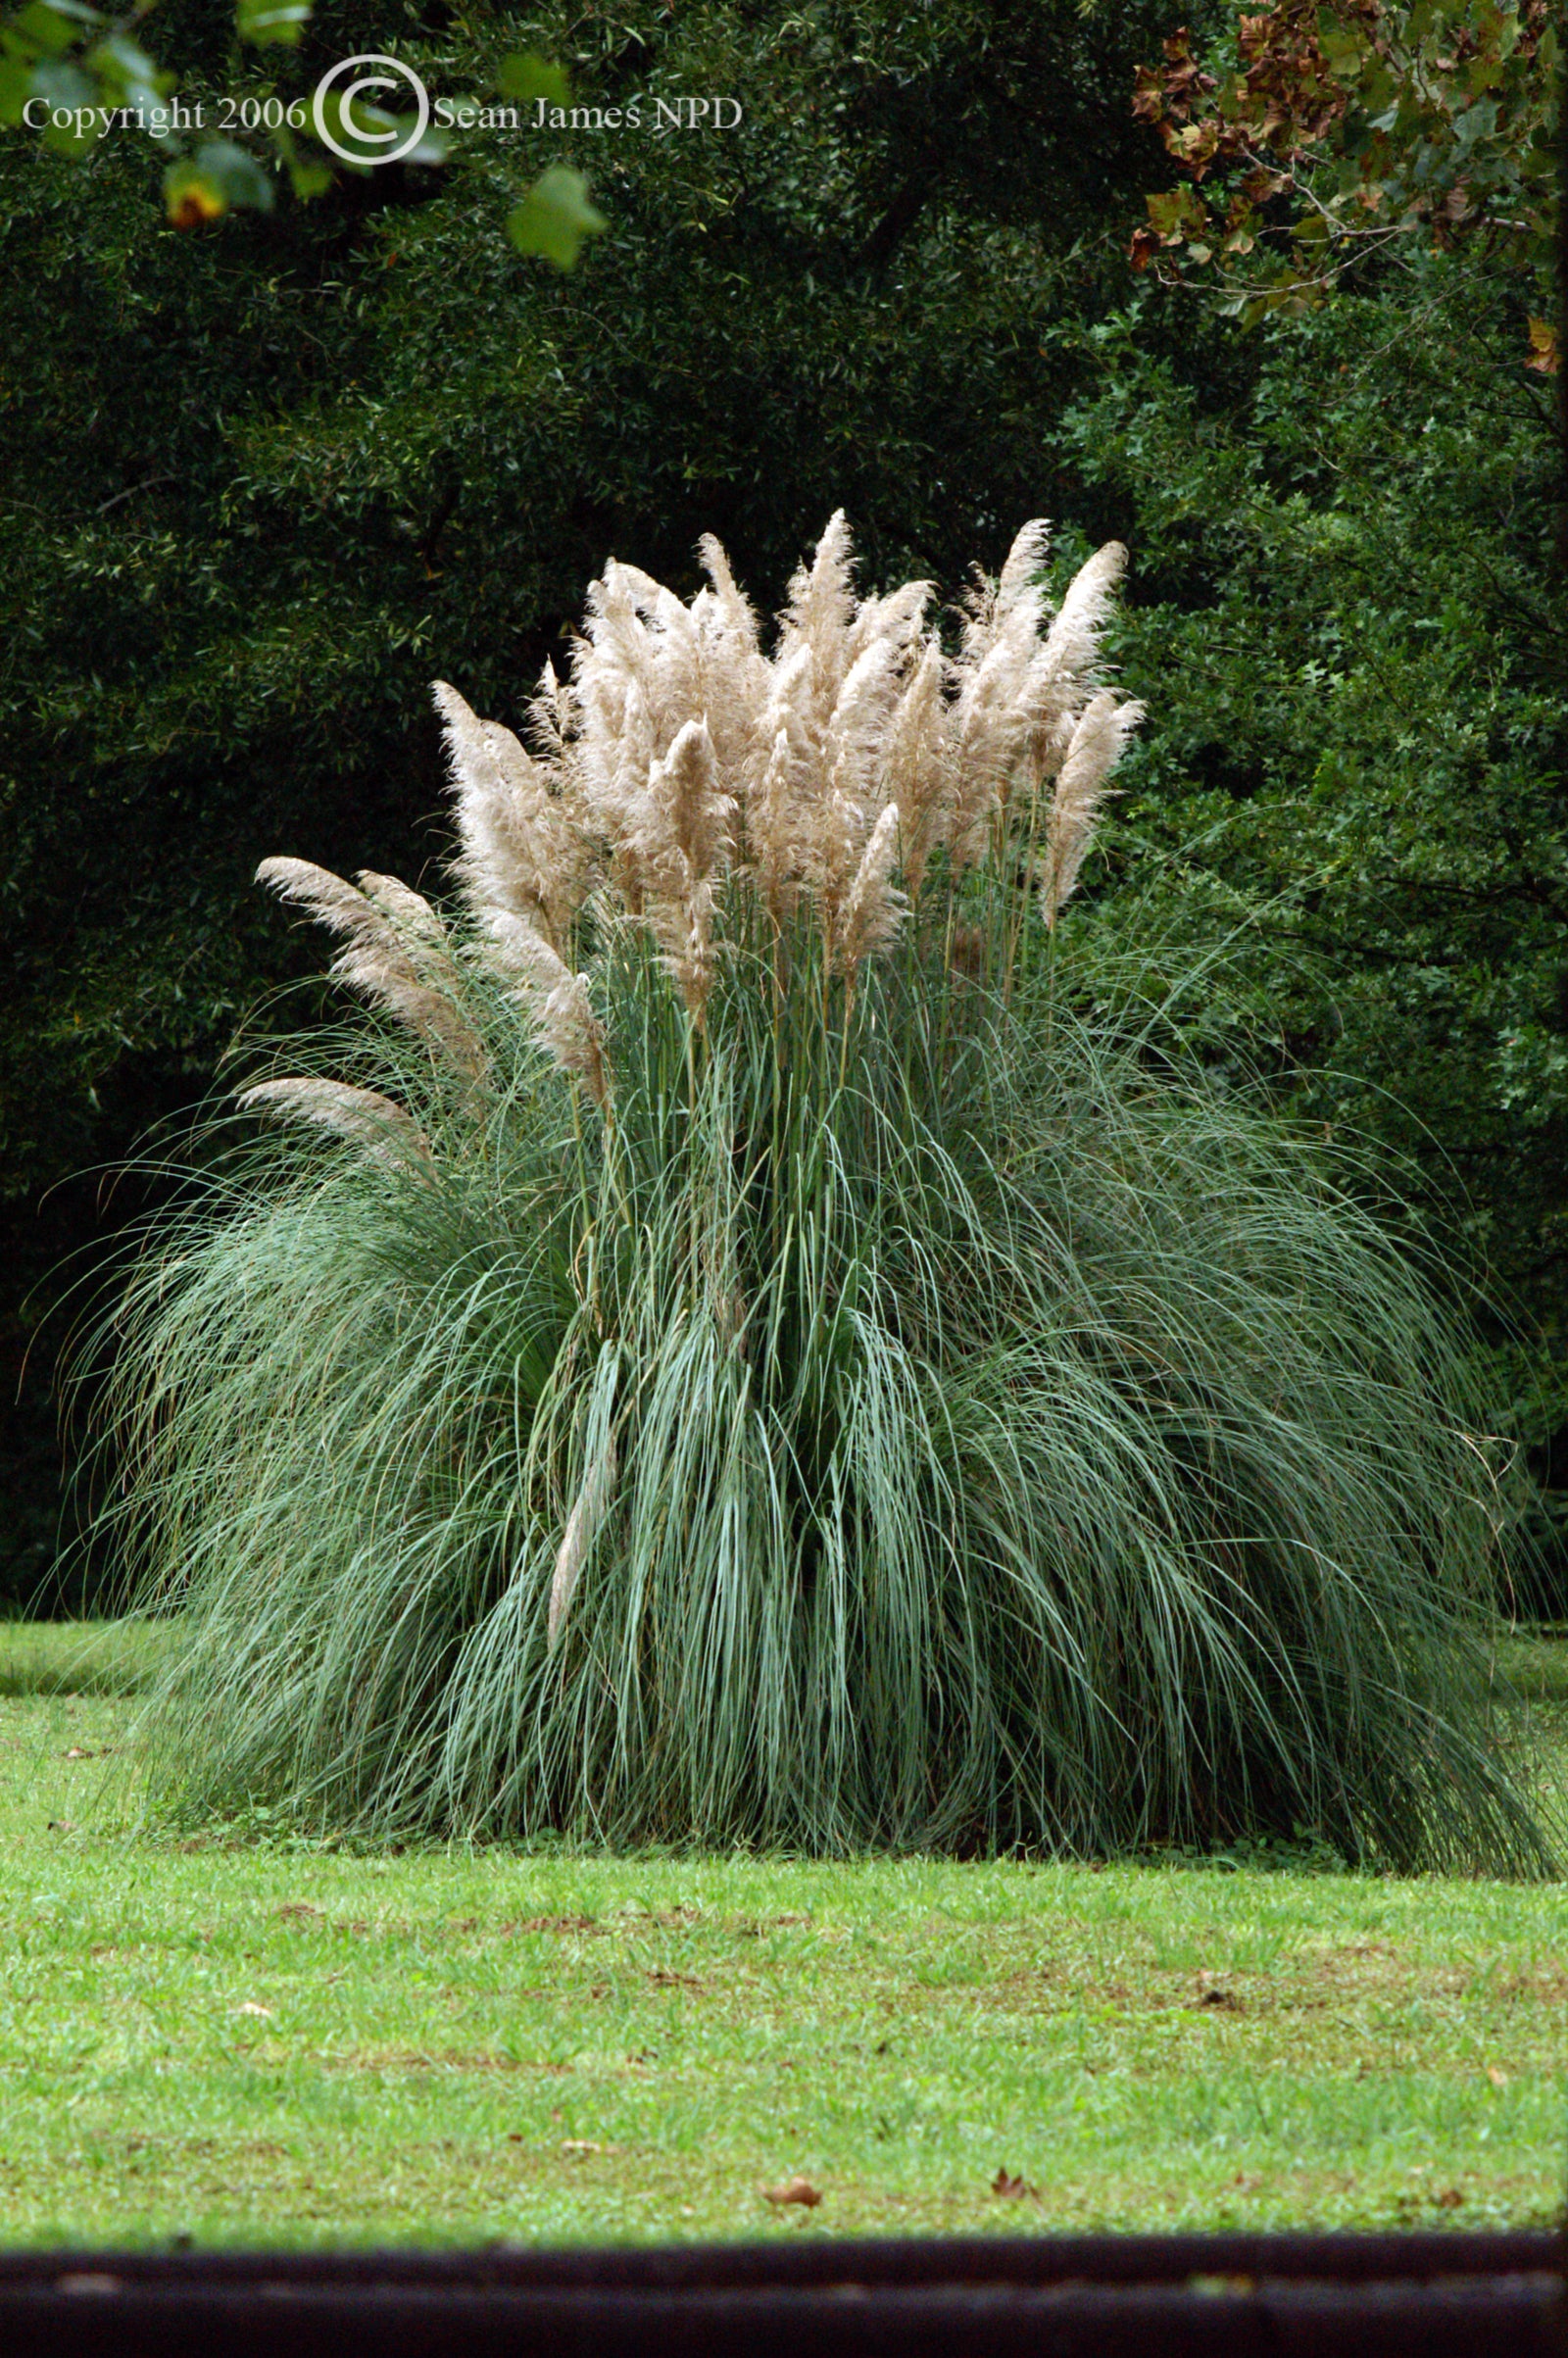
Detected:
left=91, top=516, right=1548, bottom=1869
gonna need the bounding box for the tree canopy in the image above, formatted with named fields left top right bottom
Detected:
left=2, top=0, right=1562, bottom=1603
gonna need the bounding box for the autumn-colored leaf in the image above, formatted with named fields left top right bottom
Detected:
left=991, top=2166, right=1039, bottom=2199
left=1525, top=318, right=1558, bottom=375
left=760, top=2175, right=822, bottom=2207
left=1486, top=2065, right=1510, bottom=2088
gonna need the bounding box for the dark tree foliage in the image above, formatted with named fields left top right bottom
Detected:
left=2, top=0, right=1561, bottom=1608
left=1, top=0, right=1178, bottom=1599
left=1054, top=257, right=1567, bottom=1593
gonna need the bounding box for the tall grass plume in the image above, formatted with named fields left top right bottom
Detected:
left=84, top=517, right=1550, bottom=1869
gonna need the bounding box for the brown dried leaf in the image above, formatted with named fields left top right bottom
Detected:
left=760, top=2176, right=822, bottom=2208
left=990, top=2167, right=1038, bottom=2200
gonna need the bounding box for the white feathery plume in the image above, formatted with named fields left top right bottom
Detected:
left=839, top=802, right=906, bottom=976
left=1038, top=541, right=1127, bottom=687
left=775, top=510, right=858, bottom=725
left=796, top=592, right=919, bottom=925
left=527, top=656, right=574, bottom=761
left=749, top=717, right=800, bottom=914
left=843, top=576, right=932, bottom=672
left=1039, top=691, right=1146, bottom=929
left=357, top=871, right=449, bottom=950
left=236, top=1077, right=432, bottom=1171
left=885, top=639, right=951, bottom=900
left=260, top=518, right=1144, bottom=1116
left=1016, top=543, right=1131, bottom=777
left=477, top=910, right=608, bottom=1104
left=747, top=644, right=817, bottom=907
left=548, top=1433, right=617, bottom=1649
left=994, top=518, right=1053, bottom=624
left=945, top=525, right=1061, bottom=828
left=538, top=969, right=610, bottom=1105
left=606, top=561, right=708, bottom=750
left=618, top=715, right=735, bottom=1021
left=697, top=532, right=760, bottom=645
left=578, top=670, right=658, bottom=858
left=432, top=681, right=584, bottom=951
left=478, top=907, right=575, bottom=995
left=256, top=857, right=486, bottom=1081
left=692, top=538, right=771, bottom=783
left=802, top=637, right=895, bottom=903
left=607, top=558, right=690, bottom=638
left=644, top=714, right=734, bottom=879
left=652, top=876, right=718, bottom=1023
left=945, top=604, right=1041, bottom=867
left=956, top=517, right=1051, bottom=662
left=256, top=855, right=385, bottom=944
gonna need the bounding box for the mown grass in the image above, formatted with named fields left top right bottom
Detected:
left=0, top=1618, right=171, bottom=1698
left=0, top=1621, right=1562, bottom=2249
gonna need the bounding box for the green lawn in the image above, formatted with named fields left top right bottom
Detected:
left=0, top=1621, right=1563, bottom=2248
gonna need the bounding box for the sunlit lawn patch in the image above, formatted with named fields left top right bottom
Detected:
left=0, top=1624, right=1562, bottom=2248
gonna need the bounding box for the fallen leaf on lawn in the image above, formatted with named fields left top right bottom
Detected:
left=1436, top=2187, right=1465, bottom=2209
left=991, top=2168, right=1038, bottom=2200
left=234, top=2002, right=274, bottom=2019
left=561, top=2139, right=604, bottom=2156
left=1486, top=2067, right=1509, bottom=2088
left=1198, top=1987, right=1242, bottom=2010
left=760, top=2176, right=822, bottom=2207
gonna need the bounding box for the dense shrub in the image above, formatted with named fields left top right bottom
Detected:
left=91, top=522, right=1550, bottom=1868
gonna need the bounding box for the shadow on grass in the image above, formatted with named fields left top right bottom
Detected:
left=0, top=1619, right=171, bottom=1698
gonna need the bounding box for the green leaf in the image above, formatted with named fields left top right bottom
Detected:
left=498, top=51, right=570, bottom=109
left=164, top=139, right=276, bottom=216
left=0, top=53, right=31, bottom=121
left=284, top=153, right=332, bottom=198
left=31, top=55, right=97, bottom=149
left=1315, top=12, right=1366, bottom=77
left=506, top=164, right=607, bottom=269
left=237, top=0, right=313, bottom=47
left=197, top=137, right=274, bottom=209
left=270, top=123, right=331, bottom=198
left=16, top=2, right=97, bottom=56
left=164, top=158, right=229, bottom=222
